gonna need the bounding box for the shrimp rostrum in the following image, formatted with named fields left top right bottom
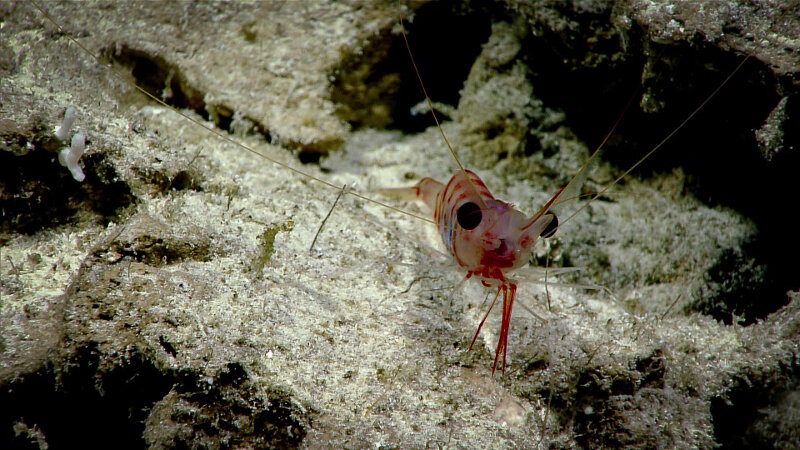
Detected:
left=385, top=168, right=563, bottom=375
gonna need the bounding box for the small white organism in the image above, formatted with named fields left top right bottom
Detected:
left=55, top=106, right=87, bottom=182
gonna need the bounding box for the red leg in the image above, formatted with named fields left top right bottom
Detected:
left=469, top=287, right=502, bottom=351
left=492, top=283, right=517, bottom=375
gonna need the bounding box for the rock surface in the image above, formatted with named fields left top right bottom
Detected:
left=2, top=1, right=799, bottom=448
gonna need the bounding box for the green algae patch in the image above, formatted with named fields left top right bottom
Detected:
left=251, top=221, right=295, bottom=275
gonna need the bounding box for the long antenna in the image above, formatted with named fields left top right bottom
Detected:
left=399, top=16, right=488, bottom=209
left=555, top=0, right=795, bottom=231
left=526, top=76, right=644, bottom=227
left=398, top=18, right=466, bottom=175
left=30, top=0, right=435, bottom=227
left=557, top=53, right=752, bottom=230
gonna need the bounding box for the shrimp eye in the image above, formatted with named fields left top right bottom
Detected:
left=457, top=202, right=482, bottom=230
left=540, top=212, right=558, bottom=238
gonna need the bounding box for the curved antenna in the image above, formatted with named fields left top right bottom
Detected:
left=399, top=16, right=488, bottom=210
left=523, top=78, right=642, bottom=230
left=552, top=1, right=795, bottom=233
left=31, top=0, right=436, bottom=227
left=557, top=53, right=752, bottom=231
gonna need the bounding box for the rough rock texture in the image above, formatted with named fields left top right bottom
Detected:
left=2, top=1, right=799, bottom=448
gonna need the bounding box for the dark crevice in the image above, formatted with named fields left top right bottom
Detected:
left=520, top=13, right=798, bottom=324
left=690, top=241, right=786, bottom=325
left=153, top=363, right=309, bottom=449
left=104, top=45, right=272, bottom=142
left=131, top=163, right=205, bottom=194
left=547, top=350, right=667, bottom=449
left=615, top=47, right=798, bottom=324
left=298, top=151, right=322, bottom=165
left=0, top=141, right=134, bottom=244
left=711, top=362, right=800, bottom=449
left=105, top=47, right=206, bottom=117
left=0, top=349, right=309, bottom=449
left=331, top=0, right=494, bottom=133
left=0, top=345, right=172, bottom=450
left=167, top=169, right=203, bottom=191
left=521, top=5, right=644, bottom=152
left=158, top=336, right=177, bottom=357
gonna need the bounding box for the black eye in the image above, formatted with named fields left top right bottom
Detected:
left=457, top=202, right=482, bottom=230
left=540, top=212, right=558, bottom=238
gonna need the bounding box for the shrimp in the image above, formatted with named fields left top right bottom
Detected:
left=384, top=169, right=561, bottom=374
left=379, top=19, right=604, bottom=375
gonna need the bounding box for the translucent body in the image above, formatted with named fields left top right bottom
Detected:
left=391, top=169, right=558, bottom=374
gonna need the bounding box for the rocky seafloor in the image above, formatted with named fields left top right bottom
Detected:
left=2, top=1, right=799, bottom=448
